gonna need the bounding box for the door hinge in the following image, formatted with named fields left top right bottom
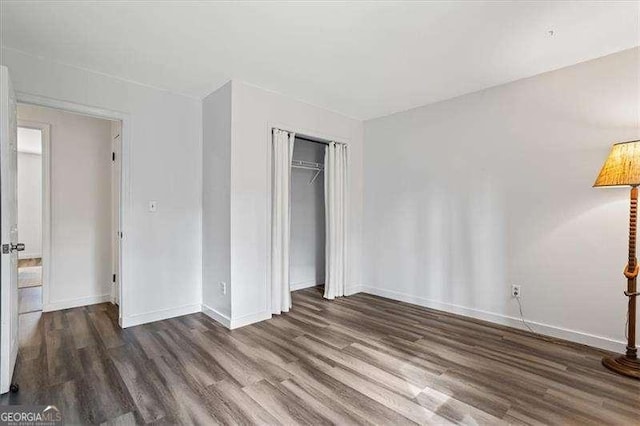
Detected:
left=112, top=152, right=115, bottom=161
left=113, top=274, right=116, bottom=283
left=2, top=244, right=9, bottom=254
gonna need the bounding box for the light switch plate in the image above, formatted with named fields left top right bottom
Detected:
left=149, top=200, right=158, bottom=212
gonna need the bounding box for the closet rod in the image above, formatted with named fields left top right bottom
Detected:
left=292, top=164, right=322, bottom=171
left=292, top=159, right=323, bottom=170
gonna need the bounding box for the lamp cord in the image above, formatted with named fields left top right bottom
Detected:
left=516, top=294, right=630, bottom=342
left=516, top=295, right=536, bottom=334
left=625, top=305, right=629, bottom=340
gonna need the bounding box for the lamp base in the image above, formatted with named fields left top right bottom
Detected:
left=602, top=355, right=640, bottom=380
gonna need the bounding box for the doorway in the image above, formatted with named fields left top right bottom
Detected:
left=16, top=125, right=46, bottom=315
left=16, top=103, right=122, bottom=320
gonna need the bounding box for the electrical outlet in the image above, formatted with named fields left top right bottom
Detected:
left=512, top=285, right=521, bottom=298
left=219, top=282, right=227, bottom=295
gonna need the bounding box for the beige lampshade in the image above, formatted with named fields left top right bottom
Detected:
left=593, top=140, right=640, bottom=187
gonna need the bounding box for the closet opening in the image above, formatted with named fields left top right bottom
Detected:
left=290, top=136, right=326, bottom=295
left=270, top=128, right=348, bottom=315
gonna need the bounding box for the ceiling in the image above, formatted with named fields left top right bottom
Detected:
left=1, top=1, right=638, bottom=120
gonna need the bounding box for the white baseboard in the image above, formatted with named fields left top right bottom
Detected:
left=345, top=285, right=364, bottom=296
left=201, top=303, right=231, bottom=328
left=201, top=304, right=271, bottom=330
left=359, top=286, right=626, bottom=353
left=291, top=280, right=322, bottom=291
left=121, top=303, right=201, bottom=328
left=230, top=310, right=272, bottom=329
left=44, top=294, right=111, bottom=312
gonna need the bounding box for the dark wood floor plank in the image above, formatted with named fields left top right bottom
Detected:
left=100, top=411, right=137, bottom=426
left=243, top=379, right=333, bottom=425
left=107, top=343, right=169, bottom=423
left=2, top=287, right=638, bottom=425
left=327, top=364, right=452, bottom=425
left=294, top=334, right=423, bottom=399
left=149, top=354, right=224, bottom=424
left=231, top=324, right=302, bottom=364
left=66, top=308, right=100, bottom=350
left=45, top=328, right=83, bottom=386
left=280, top=377, right=373, bottom=426
left=282, top=356, right=417, bottom=425
left=207, top=379, right=281, bottom=425
left=416, top=386, right=507, bottom=425
left=76, top=343, right=135, bottom=423
left=89, top=310, right=125, bottom=349
left=153, top=327, right=227, bottom=387
left=188, top=329, right=265, bottom=387
left=344, top=342, right=441, bottom=390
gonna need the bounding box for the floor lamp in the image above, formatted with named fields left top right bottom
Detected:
left=594, top=140, right=640, bottom=380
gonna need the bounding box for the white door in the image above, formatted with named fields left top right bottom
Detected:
left=0, top=66, right=19, bottom=394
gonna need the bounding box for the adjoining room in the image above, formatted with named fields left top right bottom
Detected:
left=16, top=127, right=43, bottom=315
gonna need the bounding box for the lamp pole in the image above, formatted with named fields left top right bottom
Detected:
left=625, top=186, right=638, bottom=359
left=602, top=185, right=640, bottom=379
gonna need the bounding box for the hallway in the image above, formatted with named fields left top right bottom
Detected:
left=18, top=258, right=42, bottom=314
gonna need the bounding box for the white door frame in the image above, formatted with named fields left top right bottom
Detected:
left=16, top=92, right=131, bottom=327
left=16, top=120, right=50, bottom=309
left=110, top=121, right=122, bottom=306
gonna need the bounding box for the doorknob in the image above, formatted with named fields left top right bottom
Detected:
left=1, top=243, right=25, bottom=254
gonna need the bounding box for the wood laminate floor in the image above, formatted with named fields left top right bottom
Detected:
left=18, top=257, right=42, bottom=268
left=1, top=287, right=639, bottom=425
left=18, top=265, right=42, bottom=289
left=18, top=285, right=42, bottom=313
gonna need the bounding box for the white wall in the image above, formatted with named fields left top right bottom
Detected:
left=202, top=82, right=232, bottom=318
left=2, top=48, right=202, bottom=324
left=17, top=127, right=41, bottom=154
left=17, top=149, right=42, bottom=259
left=202, top=81, right=363, bottom=327
left=226, top=80, right=363, bottom=325
left=363, top=47, right=640, bottom=351
left=290, top=138, right=325, bottom=290
left=18, top=105, right=112, bottom=308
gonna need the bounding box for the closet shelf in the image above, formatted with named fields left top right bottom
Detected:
left=292, top=160, right=324, bottom=184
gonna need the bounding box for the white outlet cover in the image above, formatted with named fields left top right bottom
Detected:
left=149, top=200, right=158, bottom=212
